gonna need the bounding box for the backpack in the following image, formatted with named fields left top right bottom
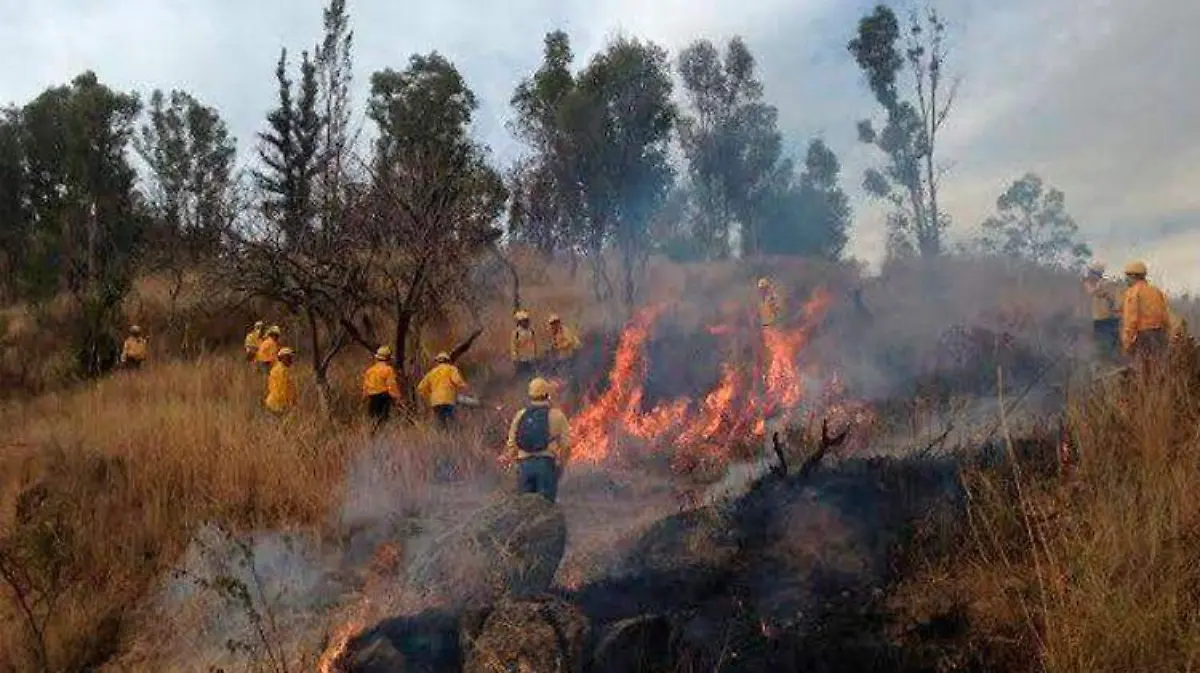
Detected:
left=515, top=406, right=552, bottom=453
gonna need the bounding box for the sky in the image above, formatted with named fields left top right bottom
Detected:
left=1, top=0, right=1196, bottom=291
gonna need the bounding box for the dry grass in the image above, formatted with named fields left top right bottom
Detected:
left=3, top=251, right=1200, bottom=672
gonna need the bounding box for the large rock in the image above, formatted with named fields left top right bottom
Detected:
left=462, top=595, right=589, bottom=673
left=406, top=494, right=567, bottom=606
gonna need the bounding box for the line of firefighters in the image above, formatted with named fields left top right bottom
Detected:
left=1083, top=260, right=1184, bottom=368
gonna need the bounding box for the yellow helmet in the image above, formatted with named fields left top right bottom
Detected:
left=528, top=377, right=552, bottom=400
left=435, top=351, right=450, bottom=363
left=254, top=320, right=265, bottom=329
left=129, top=325, right=142, bottom=335
left=547, top=314, right=561, bottom=324
left=267, top=325, right=282, bottom=336
left=1124, top=260, right=1148, bottom=276
left=514, top=309, right=530, bottom=321
left=277, top=347, right=295, bottom=358
left=375, top=345, right=393, bottom=360
left=757, top=277, right=770, bottom=289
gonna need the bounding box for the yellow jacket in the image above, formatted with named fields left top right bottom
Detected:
left=264, top=361, right=295, bottom=413
left=256, top=336, right=279, bottom=364
left=511, top=327, right=538, bottom=362
left=362, top=361, right=401, bottom=399
left=1084, top=279, right=1122, bottom=321
left=549, top=325, right=582, bottom=360
left=506, top=401, right=571, bottom=463
left=244, top=330, right=262, bottom=354
left=121, top=337, right=148, bottom=362
left=759, top=290, right=781, bottom=327
left=416, top=363, right=468, bottom=407
left=1121, top=280, right=1170, bottom=351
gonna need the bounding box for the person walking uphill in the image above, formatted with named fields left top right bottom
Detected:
left=244, top=320, right=266, bottom=362
left=1083, top=263, right=1122, bottom=361
left=264, top=347, right=296, bottom=415
left=417, top=352, right=469, bottom=429
left=363, top=346, right=402, bottom=430
left=1121, top=260, right=1171, bottom=369
left=504, top=377, right=570, bottom=504
left=547, top=314, right=582, bottom=377
left=511, top=310, right=539, bottom=379
left=256, top=325, right=282, bottom=374
left=120, top=326, right=148, bottom=370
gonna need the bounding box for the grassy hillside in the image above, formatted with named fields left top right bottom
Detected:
left=1, top=253, right=1197, bottom=672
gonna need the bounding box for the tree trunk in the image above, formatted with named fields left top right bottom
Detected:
left=304, top=307, right=334, bottom=418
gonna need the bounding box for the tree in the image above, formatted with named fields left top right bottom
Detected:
left=677, top=37, right=788, bottom=259
left=363, top=52, right=507, bottom=379
left=759, top=138, right=851, bottom=259
left=977, top=172, right=1091, bottom=270
left=569, top=36, right=676, bottom=307
left=225, top=2, right=368, bottom=413
left=0, top=109, right=28, bottom=302
left=848, top=4, right=958, bottom=258
left=19, top=72, right=145, bottom=376
left=508, top=31, right=584, bottom=259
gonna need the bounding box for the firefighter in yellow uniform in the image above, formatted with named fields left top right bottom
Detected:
left=504, top=377, right=571, bottom=503
left=511, top=309, right=539, bottom=378
left=244, top=320, right=266, bottom=362
left=120, top=326, right=148, bottom=370
left=1083, top=263, right=1122, bottom=361
left=547, top=314, right=582, bottom=377
left=416, top=352, right=469, bottom=429
left=757, top=278, right=781, bottom=328
left=256, top=325, right=282, bottom=374
left=1120, top=260, right=1171, bottom=368
left=264, top=347, right=296, bottom=415
left=363, top=346, right=402, bottom=430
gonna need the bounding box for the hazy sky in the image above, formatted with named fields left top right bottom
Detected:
left=1, top=0, right=1196, bottom=291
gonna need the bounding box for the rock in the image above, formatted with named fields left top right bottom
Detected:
left=590, top=614, right=673, bottom=673
left=344, top=635, right=406, bottom=673
left=463, top=595, right=589, bottom=673
left=407, top=494, right=567, bottom=606
left=343, top=608, right=461, bottom=673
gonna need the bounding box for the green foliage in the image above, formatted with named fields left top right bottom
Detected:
left=136, top=89, right=237, bottom=260
left=976, top=172, right=1092, bottom=270
left=759, top=139, right=852, bottom=259
left=849, top=5, right=956, bottom=258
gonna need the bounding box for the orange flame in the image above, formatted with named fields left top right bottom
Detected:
left=570, top=286, right=862, bottom=473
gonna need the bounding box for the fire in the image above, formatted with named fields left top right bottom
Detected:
left=317, top=603, right=367, bottom=673
left=570, top=286, right=862, bottom=473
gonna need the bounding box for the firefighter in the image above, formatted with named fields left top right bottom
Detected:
left=511, top=309, right=539, bottom=379
left=244, top=320, right=266, bottom=362
left=1083, top=263, right=1122, bottom=361
left=416, top=351, right=469, bottom=429
left=1121, top=260, right=1171, bottom=368
left=504, top=377, right=570, bottom=504
left=264, top=347, right=296, bottom=415
left=546, top=314, right=581, bottom=377
left=120, top=326, right=148, bottom=370
left=256, top=325, right=282, bottom=374
left=363, top=346, right=402, bottom=430
left=757, top=277, right=781, bottom=328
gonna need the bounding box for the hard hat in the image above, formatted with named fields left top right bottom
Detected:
left=277, top=347, right=294, bottom=358
left=528, top=377, right=551, bottom=400
left=375, top=345, right=393, bottom=360
left=514, top=309, right=530, bottom=321
left=267, top=325, right=281, bottom=336
left=435, top=351, right=450, bottom=363
left=757, top=278, right=770, bottom=289
left=254, top=320, right=265, bottom=328
left=1087, top=262, right=1105, bottom=276
left=547, top=314, right=561, bottom=324
left=1124, top=260, right=1148, bottom=276
left=130, top=325, right=141, bottom=334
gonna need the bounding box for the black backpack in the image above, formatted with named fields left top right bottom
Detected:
left=515, top=406, right=552, bottom=453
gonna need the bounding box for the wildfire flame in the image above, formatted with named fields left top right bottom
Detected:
left=570, top=287, right=862, bottom=473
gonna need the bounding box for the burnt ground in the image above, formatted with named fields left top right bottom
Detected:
left=340, top=448, right=996, bottom=673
